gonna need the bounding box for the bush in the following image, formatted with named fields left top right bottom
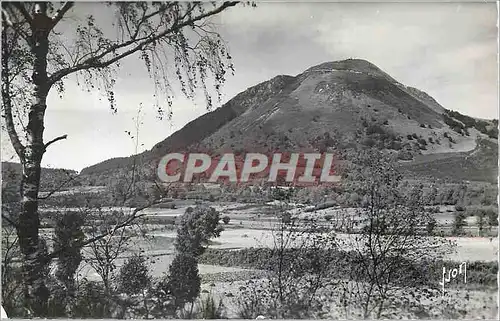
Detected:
left=417, top=138, right=427, bottom=145
left=451, top=212, right=467, bottom=235
left=397, top=151, right=413, bottom=161
left=117, top=255, right=151, bottom=296
left=198, top=293, right=225, bottom=319
left=222, top=216, right=231, bottom=225
left=166, top=253, right=201, bottom=309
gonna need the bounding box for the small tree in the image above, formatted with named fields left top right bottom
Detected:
left=339, top=149, right=452, bottom=319
left=222, top=215, right=231, bottom=225
left=167, top=253, right=201, bottom=313
left=153, top=205, right=223, bottom=317
left=426, top=217, right=437, bottom=235
left=175, top=205, right=223, bottom=256
left=116, top=254, right=152, bottom=318
left=239, top=195, right=339, bottom=319
left=477, top=210, right=485, bottom=236
left=49, top=211, right=85, bottom=317
left=452, top=212, right=467, bottom=236
left=486, top=208, right=498, bottom=229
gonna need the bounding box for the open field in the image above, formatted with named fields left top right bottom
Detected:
left=150, top=228, right=498, bottom=262
left=200, top=279, right=498, bottom=319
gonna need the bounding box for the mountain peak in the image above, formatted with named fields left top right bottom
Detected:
left=303, top=58, right=398, bottom=83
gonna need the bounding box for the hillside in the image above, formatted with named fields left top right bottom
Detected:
left=80, top=58, right=498, bottom=183
left=1, top=162, right=79, bottom=203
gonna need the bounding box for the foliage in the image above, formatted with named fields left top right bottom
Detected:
left=1, top=226, right=25, bottom=317
left=197, top=293, right=226, bottom=319
left=452, top=212, right=467, bottom=236
left=339, top=148, right=453, bottom=319
left=237, top=194, right=339, bottom=318
left=117, top=255, right=151, bottom=296
left=50, top=211, right=85, bottom=316
left=165, top=253, right=201, bottom=313
left=71, top=280, right=115, bottom=318
left=1, top=2, right=239, bottom=315
left=222, top=215, right=231, bottom=225
left=175, top=205, right=223, bottom=256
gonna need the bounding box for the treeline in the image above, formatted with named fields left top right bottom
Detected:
left=443, top=109, right=498, bottom=139
left=199, top=248, right=498, bottom=288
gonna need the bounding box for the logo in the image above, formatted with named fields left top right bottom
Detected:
left=439, top=262, right=467, bottom=296
left=156, top=152, right=341, bottom=186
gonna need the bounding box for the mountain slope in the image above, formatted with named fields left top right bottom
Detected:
left=81, top=58, right=498, bottom=182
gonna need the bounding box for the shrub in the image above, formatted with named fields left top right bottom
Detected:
left=166, top=253, right=201, bottom=310
left=397, top=151, right=413, bottom=161
left=117, top=255, right=151, bottom=297
left=198, top=294, right=225, bottom=319
left=222, top=216, right=231, bottom=225
left=426, top=218, right=437, bottom=235
left=451, top=212, right=467, bottom=235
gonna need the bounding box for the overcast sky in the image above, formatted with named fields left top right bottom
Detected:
left=1, top=1, right=498, bottom=171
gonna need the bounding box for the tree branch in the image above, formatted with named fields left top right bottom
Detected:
left=43, top=199, right=166, bottom=263
left=48, top=1, right=238, bottom=85
left=1, top=8, right=14, bottom=27
left=11, top=2, right=32, bottom=25
left=44, top=134, right=68, bottom=150
left=2, top=28, right=25, bottom=161
left=51, top=2, right=74, bottom=28
left=1, top=213, right=18, bottom=228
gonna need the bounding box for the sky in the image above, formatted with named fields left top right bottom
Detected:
left=1, top=1, right=498, bottom=171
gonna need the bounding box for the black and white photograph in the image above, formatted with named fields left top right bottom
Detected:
left=1, top=0, right=498, bottom=319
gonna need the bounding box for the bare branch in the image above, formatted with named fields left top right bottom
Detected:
left=48, top=1, right=238, bottom=85
left=51, top=2, right=74, bottom=28
left=43, top=199, right=165, bottom=262
left=44, top=134, right=68, bottom=150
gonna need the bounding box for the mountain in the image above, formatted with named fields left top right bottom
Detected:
left=1, top=162, right=79, bottom=200
left=80, top=58, right=498, bottom=183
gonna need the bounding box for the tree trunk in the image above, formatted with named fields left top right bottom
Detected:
left=17, top=10, right=51, bottom=316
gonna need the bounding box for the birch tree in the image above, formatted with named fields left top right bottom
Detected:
left=1, top=1, right=240, bottom=316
